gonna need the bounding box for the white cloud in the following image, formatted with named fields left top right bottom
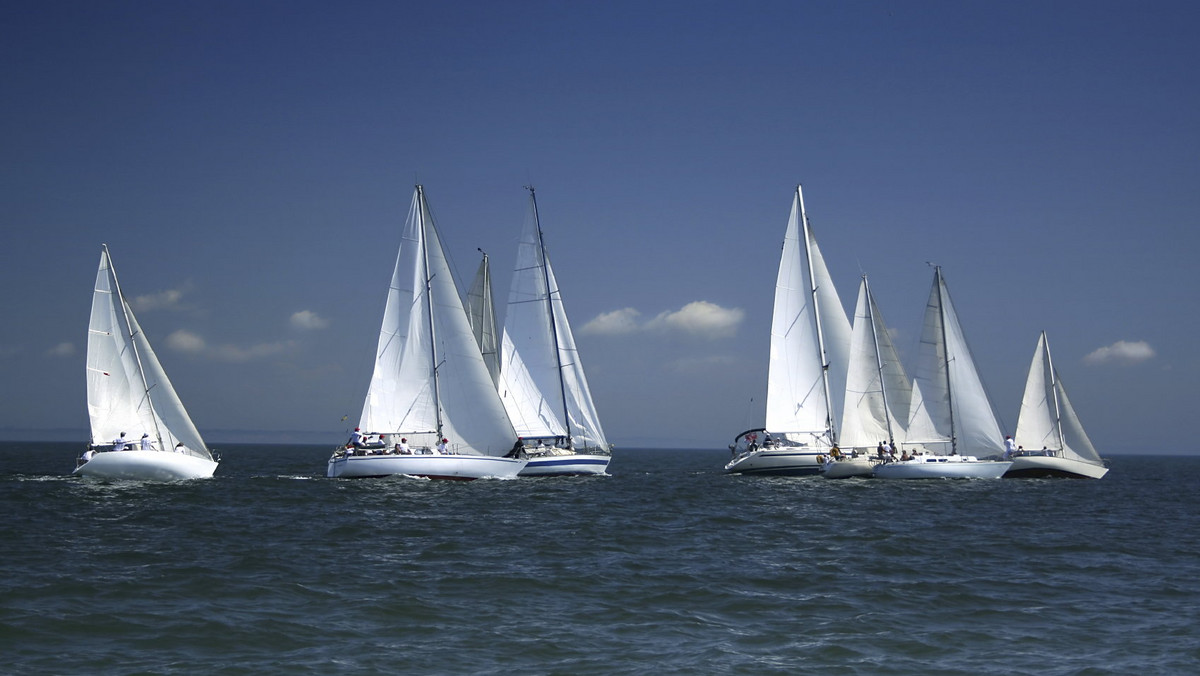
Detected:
left=131, top=288, right=185, bottom=312
left=166, top=328, right=293, bottom=362
left=166, top=330, right=207, bottom=353
left=580, top=308, right=642, bottom=336
left=580, top=302, right=744, bottom=339
left=1083, top=340, right=1156, bottom=365
left=46, top=342, right=75, bottom=357
left=210, top=341, right=293, bottom=363
left=647, top=301, right=744, bottom=339
left=290, top=310, right=330, bottom=330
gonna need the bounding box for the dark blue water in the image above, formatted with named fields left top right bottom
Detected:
left=2, top=442, right=1197, bottom=674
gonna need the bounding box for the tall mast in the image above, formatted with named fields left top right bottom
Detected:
left=863, top=276, right=895, bottom=445
left=933, top=267, right=957, bottom=454
left=526, top=185, right=573, bottom=444
left=416, top=186, right=444, bottom=439
left=103, top=244, right=167, bottom=449
left=1042, top=331, right=1067, bottom=452
left=798, top=186, right=837, bottom=446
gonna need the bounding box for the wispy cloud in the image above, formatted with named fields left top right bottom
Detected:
left=46, top=341, right=75, bottom=357
left=290, top=310, right=330, bottom=330
left=130, top=286, right=188, bottom=312
left=0, top=345, right=20, bottom=358
left=665, top=354, right=740, bottom=374
left=166, top=329, right=293, bottom=362
left=580, top=301, right=744, bottom=340
left=166, top=330, right=207, bottom=353
left=579, top=308, right=642, bottom=336
left=1083, top=340, right=1156, bottom=365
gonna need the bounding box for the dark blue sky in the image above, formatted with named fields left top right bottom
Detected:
left=3, top=1, right=1196, bottom=451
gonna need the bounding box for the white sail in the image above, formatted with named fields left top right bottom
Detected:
left=764, top=186, right=851, bottom=446
left=359, top=187, right=515, bottom=456
left=499, top=188, right=608, bottom=451
left=839, top=277, right=913, bottom=450
left=86, top=246, right=209, bottom=459
left=907, top=268, right=1004, bottom=455
left=466, top=251, right=500, bottom=385
left=1015, top=332, right=1103, bottom=464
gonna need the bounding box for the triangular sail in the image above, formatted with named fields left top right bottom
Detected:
left=764, top=186, right=851, bottom=447
left=1014, top=332, right=1103, bottom=464
left=466, top=251, right=500, bottom=386
left=86, top=247, right=209, bottom=459
left=359, top=187, right=515, bottom=455
left=839, top=277, right=913, bottom=450
left=907, top=268, right=1004, bottom=455
left=499, top=188, right=608, bottom=450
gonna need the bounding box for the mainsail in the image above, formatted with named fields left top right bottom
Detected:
left=86, top=246, right=209, bottom=459
left=906, top=267, right=1004, bottom=455
left=763, top=186, right=851, bottom=446
left=359, top=186, right=515, bottom=455
left=498, top=187, right=607, bottom=451
left=1014, top=332, right=1104, bottom=465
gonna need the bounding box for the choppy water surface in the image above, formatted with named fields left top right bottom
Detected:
left=2, top=443, right=1197, bottom=674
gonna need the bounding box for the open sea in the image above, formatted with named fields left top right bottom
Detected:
left=1, top=442, right=1197, bottom=675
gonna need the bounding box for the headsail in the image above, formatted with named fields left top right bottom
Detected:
left=359, top=187, right=515, bottom=455
left=86, top=246, right=209, bottom=459
left=763, top=186, right=851, bottom=446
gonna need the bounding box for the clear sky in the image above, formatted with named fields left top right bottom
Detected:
left=2, top=1, right=1196, bottom=452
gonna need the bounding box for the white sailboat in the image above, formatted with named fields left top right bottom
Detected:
left=822, top=276, right=908, bottom=479
left=498, top=187, right=611, bottom=476
left=874, top=267, right=1011, bottom=479
left=76, top=245, right=218, bottom=480
left=726, top=185, right=851, bottom=476
left=327, top=186, right=527, bottom=480
left=1006, top=332, right=1108, bottom=479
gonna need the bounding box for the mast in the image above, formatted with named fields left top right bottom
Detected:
left=416, top=185, right=444, bottom=439
left=863, top=276, right=895, bottom=445
left=798, top=186, right=837, bottom=446
left=933, top=266, right=957, bottom=454
left=103, top=244, right=166, bottom=450
left=1042, top=331, right=1067, bottom=452
left=526, top=185, right=573, bottom=444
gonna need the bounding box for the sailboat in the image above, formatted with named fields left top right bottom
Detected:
left=873, top=267, right=1011, bottom=479
left=75, top=245, right=218, bottom=480
left=1006, top=332, right=1108, bottom=479
left=498, top=187, right=611, bottom=477
left=822, top=276, right=909, bottom=479
left=726, top=185, right=851, bottom=476
left=327, top=186, right=527, bottom=480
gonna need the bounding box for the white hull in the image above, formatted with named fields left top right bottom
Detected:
left=725, top=448, right=824, bottom=476
left=327, top=453, right=527, bottom=480
left=820, top=457, right=876, bottom=479
left=873, top=456, right=1011, bottom=479
left=74, top=450, right=217, bottom=481
left=1004, top=454, right=1108, bottom=479
left=519, top=453, right=610, bottom=477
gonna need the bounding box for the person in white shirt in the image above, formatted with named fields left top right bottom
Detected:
left=140, top=433, right=152, bottom=450
left=112, top=432, right=127, bottom=451
left=436, top=438, right=449, bottom=455
left=1003, top=435, right=1017, bottom=459
left=397, top=438, right=410, bottom=454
